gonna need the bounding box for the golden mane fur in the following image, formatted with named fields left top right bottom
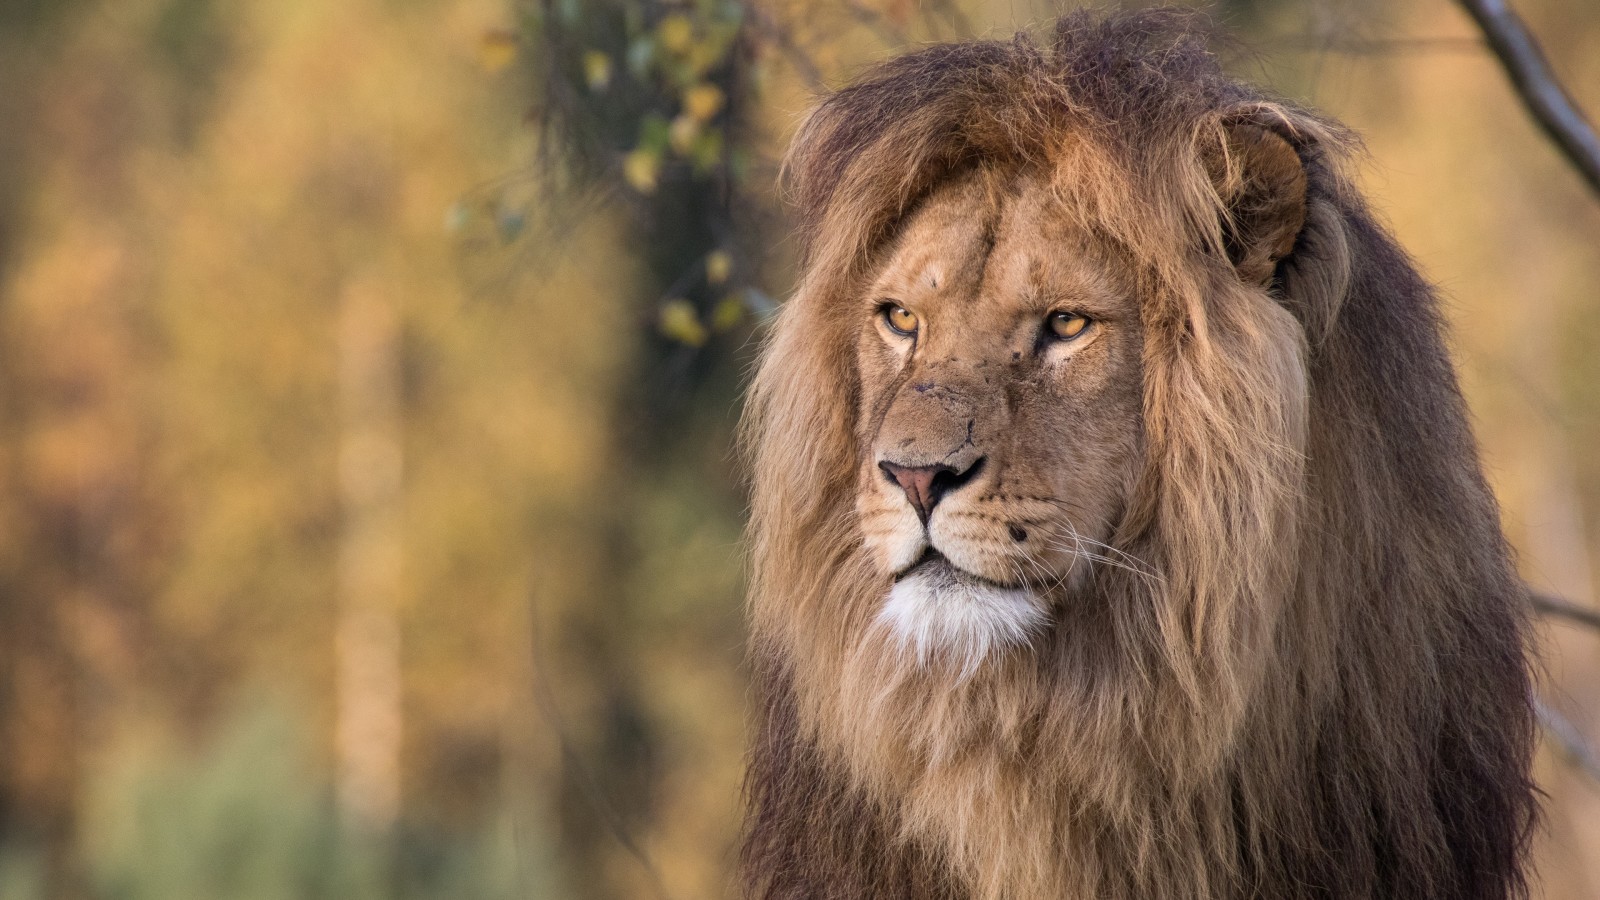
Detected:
left=739, top=11, right=1537, bottom=900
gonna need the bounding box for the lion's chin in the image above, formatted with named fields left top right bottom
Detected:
left=877, top=554, right=1048, bottom=676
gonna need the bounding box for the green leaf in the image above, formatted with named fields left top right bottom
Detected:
left=690, top=128, right=723, bottom=175
left=729, top=145, right=751, bottom=184
left=658, top=299, right=707, bottom=346
left=637, top=113, right=671, bottom=155
left=711, top=294, right=744, bottom=332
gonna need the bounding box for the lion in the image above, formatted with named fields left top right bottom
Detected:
left=738, top=10, right=1538, bottom=900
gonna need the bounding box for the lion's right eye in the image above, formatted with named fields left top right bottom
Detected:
left=882, top=304, right=919, bottom=337
left=1047, top=311, right=1091, bottom=341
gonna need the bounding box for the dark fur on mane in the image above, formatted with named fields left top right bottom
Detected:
left=741, top=10, right=1538, bottom=900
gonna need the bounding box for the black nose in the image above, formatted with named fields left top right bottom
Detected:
left=878, top=457, right=985, bottom=524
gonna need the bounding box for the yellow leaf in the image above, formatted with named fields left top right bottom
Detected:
left=669, top=115, right=699, bottom=155
left=657, top=14, right=694, bottom=55
left=622, top=149, right=660, bottom=194
left=705, top=250, right=732, bottom=285
left=682, top=83, right=724, bottom=122
left=478, top=30, right=518, bottom=73
left=711, top=294, right=744, bottom=332
left=659, top=299, right=707, bottom=346
left=583, top=51, right=612, bottom=91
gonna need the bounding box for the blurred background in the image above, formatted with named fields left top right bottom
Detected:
left=0, top=0, right=1596, bottom=897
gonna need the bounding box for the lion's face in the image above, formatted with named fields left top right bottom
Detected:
left=854, top=174, right=1145, bottom=667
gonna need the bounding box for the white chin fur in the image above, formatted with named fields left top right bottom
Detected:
left=877, top=565, right=1047, bottom=676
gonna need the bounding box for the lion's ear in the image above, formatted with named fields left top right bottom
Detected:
left=1204, top=118, right=1308, bottom=286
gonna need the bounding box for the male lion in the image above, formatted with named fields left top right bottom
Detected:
left=740, top=10, right=1538, bottom=900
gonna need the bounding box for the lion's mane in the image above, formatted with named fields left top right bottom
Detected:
left=739, top=11, right=1537, bottom=900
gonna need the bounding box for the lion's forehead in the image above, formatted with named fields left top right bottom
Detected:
left=875, top=176, right=1131, bottom=329
left=874, top=187, right=998, bottom=299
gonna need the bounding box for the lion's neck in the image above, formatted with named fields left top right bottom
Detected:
left=786, top=575, right=1257, bottom=900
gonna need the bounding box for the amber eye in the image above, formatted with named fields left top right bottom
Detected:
left=1047, top=311, right=1091, bottom=340
left=882, top=303, right=919, bottom=336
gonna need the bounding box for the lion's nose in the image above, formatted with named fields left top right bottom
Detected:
left=878, top=457, right=985, bottom=524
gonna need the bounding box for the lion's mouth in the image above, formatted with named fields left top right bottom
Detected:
left=896, top=548, right=1018, bottom=591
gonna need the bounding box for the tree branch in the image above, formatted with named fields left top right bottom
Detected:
left=1271, top=35, right=1485, bottom=56
left=526, top=598, right=676, bottom=900
left=842, top=0, right=909, bottom=47
left=742, top=2, right=827, bottom=93
left=1536, top=697, right=1600, bottom=784
left=1530, top=590, right=1600, bottom=630
left=1455, top=0, right=1600, bottom=197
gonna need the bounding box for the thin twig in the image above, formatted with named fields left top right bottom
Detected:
left=842, top=0, right=909, bottom=47
left=742, top=2, right=827, bottom=92
left=1530, top=590, right=1600, bottom=630
left=933, top=0, right=974, bottom=40
left=1456, top=0, right=1600, bottom=197
left=1527, top=591, right=1600, bottom=784
left=526, top=598, right=676, bottom=900
left=1536, top=697, right=1600, bottom=784
left=1270, top=35, right=1485, bottom=56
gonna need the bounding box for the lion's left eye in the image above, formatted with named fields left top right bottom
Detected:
left=1047, top=311, right=1091, bottom=340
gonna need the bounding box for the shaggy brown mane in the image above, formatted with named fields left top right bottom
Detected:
left=740, top=10, right=1537, bottom=900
